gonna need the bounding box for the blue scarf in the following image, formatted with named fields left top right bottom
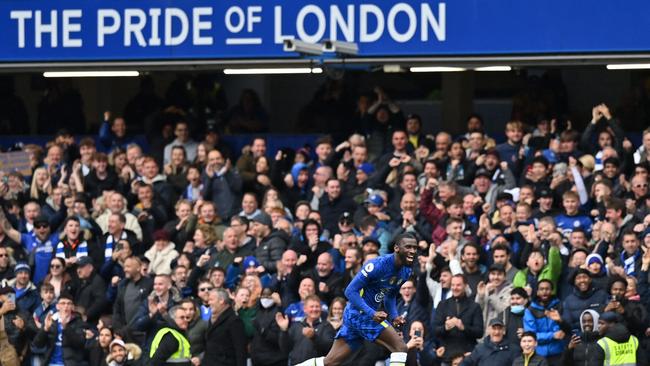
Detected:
left=621, top=250, right=641, bottom=276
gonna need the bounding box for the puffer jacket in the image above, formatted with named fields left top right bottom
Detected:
left=561, top=286, right=607, bottom=331
left=459, top=336, right=517, bottom=366
left=523, top=298, right=568, bottom=357
left=254, top=230, right=289, bottom=274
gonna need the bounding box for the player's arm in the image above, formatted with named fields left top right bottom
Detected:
left=383, top=291, right=399, bottom=322
left=344, top=262, right=381, bottom=317
left=0, top=208, right=21, bottom=244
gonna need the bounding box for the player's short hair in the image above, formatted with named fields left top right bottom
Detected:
left=393, top=233, right=417, bottom=247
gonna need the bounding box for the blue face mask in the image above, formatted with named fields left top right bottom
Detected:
left=511, top=305, right=525, bottom=314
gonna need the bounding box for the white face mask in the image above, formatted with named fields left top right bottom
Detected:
left=260, top=298, right=275, bottom=309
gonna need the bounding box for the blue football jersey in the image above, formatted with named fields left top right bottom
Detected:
left=344, top=253, right=412, bottom=320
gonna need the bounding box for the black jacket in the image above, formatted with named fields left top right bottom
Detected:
left=512, top=352, right=548, bottom=366
left=32, top=314, right=90, bottom=366
left=495, top=307, right=525, bottom=350
left=255, top=230, right=289, bottom=274
left=318, top=195, right=357, bottom=235
left=279, top=317, right=335, bottom=365
left=73, top=272, right=108, bottom=323
left=203, top=307, right=247, bottom=366
left=561, top=331, right=601, bottom=366
left=433, top=295, right=484, bottom=361
left=459, top=336, right=517, bottom=366
left=251, top=304, right=287, bottom=366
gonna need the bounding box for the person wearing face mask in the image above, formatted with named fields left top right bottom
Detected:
left=561, top=310, right=601, bottom=366
left=496, top=287, right=529, bottom=350
left=251, top=288, right=287, bottom=366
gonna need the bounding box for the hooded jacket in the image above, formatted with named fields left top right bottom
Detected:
left=562, top=285, right=608, bottom=331
left=560, top=309, right=601, bottom=366
left=459, top=336, right=517, bottom=366
left=523, top=298, right=568, bottom=357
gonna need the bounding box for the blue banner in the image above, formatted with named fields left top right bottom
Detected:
left=1, top=0, right=649, bottom=62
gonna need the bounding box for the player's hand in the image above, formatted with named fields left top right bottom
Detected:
left=392, top=316, right=406, bottom=329
left=372, top=311, right=388, bottom=323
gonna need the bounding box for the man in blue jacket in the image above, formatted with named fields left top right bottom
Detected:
left=562, top=268, right=608, bottom=332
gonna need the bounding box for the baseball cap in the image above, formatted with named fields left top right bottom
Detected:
left=339, top=212, right=352, bottom=224
left=365, top=194, right=384, bottom=206
left=489, top=318, right=504, bottom=327
left=110, top=339, right=127, bottom=351
left=357, top=163, right=375, bottom=176
left=600, top=311, right=621, bottom=323
left=34, top=215, right=50, bottom=226
left=537, top=188, right=553, bottom=199
left=475, top=168, right=491, bottom=179
left=488, top=264, right=506, bottom=273
left=77, top=256, right=94, bottom=267
left=243, top=256, right=260, bottom=268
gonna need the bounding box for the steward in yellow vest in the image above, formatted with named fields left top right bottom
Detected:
left=149, top=307, right=192, bottom=366
left=594, top=312, right=646, bottom=366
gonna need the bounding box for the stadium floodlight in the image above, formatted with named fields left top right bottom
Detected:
left=223, top=68, right=323, bottom=75
left=283, top=39, right=323, bottom=56
left=475, top=66, right=512, bottom=72
left=606, top=63, right=650, bottom=70
left=43, top=71, right=140, bottom=78
left=409, top=66, right=466, bottom=73
left=322, top=40, right=359, bottom=56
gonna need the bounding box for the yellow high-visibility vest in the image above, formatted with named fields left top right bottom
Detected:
left=597, top=335, right=638, bottom=366
left=149, top=327, right=191, bottom=364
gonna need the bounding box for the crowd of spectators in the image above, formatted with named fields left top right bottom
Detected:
left=0, top=94, right=649, bottom=366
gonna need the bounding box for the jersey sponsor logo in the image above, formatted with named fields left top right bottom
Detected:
left=573, top=220, right=581, bottom=227
left=374, top=289, right=387, bottom=303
